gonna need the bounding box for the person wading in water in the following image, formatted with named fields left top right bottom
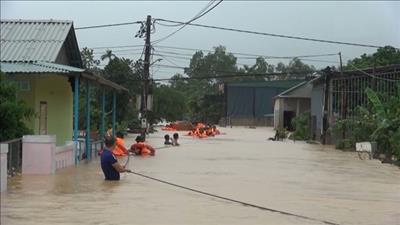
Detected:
left=101, top=136, right=131, bottom=180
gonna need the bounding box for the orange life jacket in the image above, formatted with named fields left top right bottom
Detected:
left=113, top=137, right=128, bottom=156
left=131, top=142, right=155, bottom=156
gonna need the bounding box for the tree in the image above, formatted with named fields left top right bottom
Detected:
left=103, top=57, right=141, bottom=124
left=81, top=47, right=100, bottom=69
left=151, top=84, right=187, bottom=123
left=346, top=45, right=400, bottom=70
left=79, top=48, right=103, bottom=129
left=0, top=71, right=34, bottom=141
left=275, top=58, right=315, bottom=79
left=238, top=57, right=275, bottom=81
left=101, top=49, right=116, bottom=62
left=153, top=45, right=317, bottom=124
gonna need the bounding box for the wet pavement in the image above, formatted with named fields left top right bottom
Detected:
left=1, top=127, right=400, bottom=225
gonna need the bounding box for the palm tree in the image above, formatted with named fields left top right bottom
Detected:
left=101, top=49, right=116, bottom=62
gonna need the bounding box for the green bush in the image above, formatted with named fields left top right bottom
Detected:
left=277, top=127, right=288, bottom=139
left=332, top=86, right=400, bottom=161
left=291, top=112, right=311, bottom=140
left=0, top=71, right=34, bottom=141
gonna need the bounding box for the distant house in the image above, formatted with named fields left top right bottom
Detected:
left=0, top=19, right=126, bottom=147
left=223, top=80, right=303, bottom=126
left=273, top=79, right=314, bottom=130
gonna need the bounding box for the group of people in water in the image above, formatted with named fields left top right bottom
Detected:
left=101, top=122, right=219, bottom=180
left=164, top=133, right=180, bottom=146
left=100, top=131, right=157, bottom=157
left=187, top=123, right=220, bottom=138
left=100, top=130, right=181, bottom=180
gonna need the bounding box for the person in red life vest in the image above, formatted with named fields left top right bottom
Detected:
left=198, top=128, right=208, bottom=138
left=130, top=135, right=155, bottom=156
left=212, top=125, right=220, bottom=135
left=112, top=131, right=129, bottom=156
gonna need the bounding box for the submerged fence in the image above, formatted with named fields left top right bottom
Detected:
left=2, top=138, right=23, bottom=177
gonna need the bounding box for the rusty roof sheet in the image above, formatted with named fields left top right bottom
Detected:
left=0, top=19, right=73, bottom=62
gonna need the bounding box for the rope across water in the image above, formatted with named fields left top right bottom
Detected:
left=127, top=170, right=341, bottom=225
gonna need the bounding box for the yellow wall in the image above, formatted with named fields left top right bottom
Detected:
left=13, top=74, right=73, bottom=146
left=13, top=75, right=36, bottom=132
left=35, top=75, right=73, bottom=146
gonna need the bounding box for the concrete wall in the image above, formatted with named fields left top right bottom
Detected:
left=0, top=144, right=8, bottom=192
left=12, top=75, right=73, bottom=146
left=311, top=83, right=325, bottom=140
left=55, top=141, right=74, bottom=170
left=22, top=135, right=56, bottom=175
left=273, top=99, right=281, bottom=129
left=22, top=135, right=76, bottom=174
left=220, top=116, right=274, bottom=127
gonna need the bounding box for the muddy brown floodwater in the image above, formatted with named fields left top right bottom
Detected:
left=1, top=127, right=400, bottom=225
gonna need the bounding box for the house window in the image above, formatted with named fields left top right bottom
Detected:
left=19, top=80, right=30, bottom=91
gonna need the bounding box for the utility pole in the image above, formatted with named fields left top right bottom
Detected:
left=141, top=15, right=152, bottom=138
left=322, top=67, right=332, bottom=145
left=339, top=52, right=343, bottom=76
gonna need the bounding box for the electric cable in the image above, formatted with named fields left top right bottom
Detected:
left=155, top=18, right=388, bottom=49
left=152, top=0, right=223, bottom=44
left=76, top=21, right=142, bottom=30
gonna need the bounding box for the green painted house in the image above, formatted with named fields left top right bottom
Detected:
left=0, top=19, right=126, bottom=147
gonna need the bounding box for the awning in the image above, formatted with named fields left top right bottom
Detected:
left=1, top=61, right=128, bottom=92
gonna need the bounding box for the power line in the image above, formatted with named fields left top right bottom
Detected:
left=90, top=45, right=144, bottom=50
left=154, top=45, right=339, bottom=59
left=152, top=63, right=320, bottom=76
left=152, top=50, right=339, bottom=66
left=151, top=72, right=309, bottom=82
left=75, top=21, right=142, bottom=30
left=152, top=0, right=223, bottom=44
left=156, top=54, right=182, bottom=67
left=83, top=43, right=339, bottom=60
left=348, top=64, right=400, bottom=82
left=155, top=18, right=389, bottom=49
left=92, top=48, right=144, bottom=54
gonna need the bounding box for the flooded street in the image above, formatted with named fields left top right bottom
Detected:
left=1, top=127, right=400, bottom=225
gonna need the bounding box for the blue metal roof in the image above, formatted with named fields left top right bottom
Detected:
left=0, top=61, right=84, bottom=73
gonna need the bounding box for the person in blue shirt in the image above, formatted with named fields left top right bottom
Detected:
left=101, top=135, right=131, bottom=180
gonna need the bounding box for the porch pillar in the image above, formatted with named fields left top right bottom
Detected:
left=85, top=80, right=91, bottom=160
left=112, top=91, right=116, bottom=136
left=0, top=144, right=8, bottom=192
left=73, top=76, right=80, bottom=165
left=100, top=87, right=106, bottom=146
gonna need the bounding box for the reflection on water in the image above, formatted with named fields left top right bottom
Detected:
left=1, top=127, right=400, bottom=225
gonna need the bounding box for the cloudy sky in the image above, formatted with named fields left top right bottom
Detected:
left=1, top=1, right=399, bottom=79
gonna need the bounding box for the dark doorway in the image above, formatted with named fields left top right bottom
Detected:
left=283, top=111, right=295, bottom=131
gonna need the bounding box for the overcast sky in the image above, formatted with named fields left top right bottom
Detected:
left=1, top=1, right=399, bottom=79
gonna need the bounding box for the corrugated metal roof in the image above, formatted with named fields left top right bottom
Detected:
left=0, top=61, right=84, bottom=73
left=0, top=19, right=73, bottom=62
left=227, top=80, right=303, bottom=89
left=1, top=61, right=127, bottom=92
